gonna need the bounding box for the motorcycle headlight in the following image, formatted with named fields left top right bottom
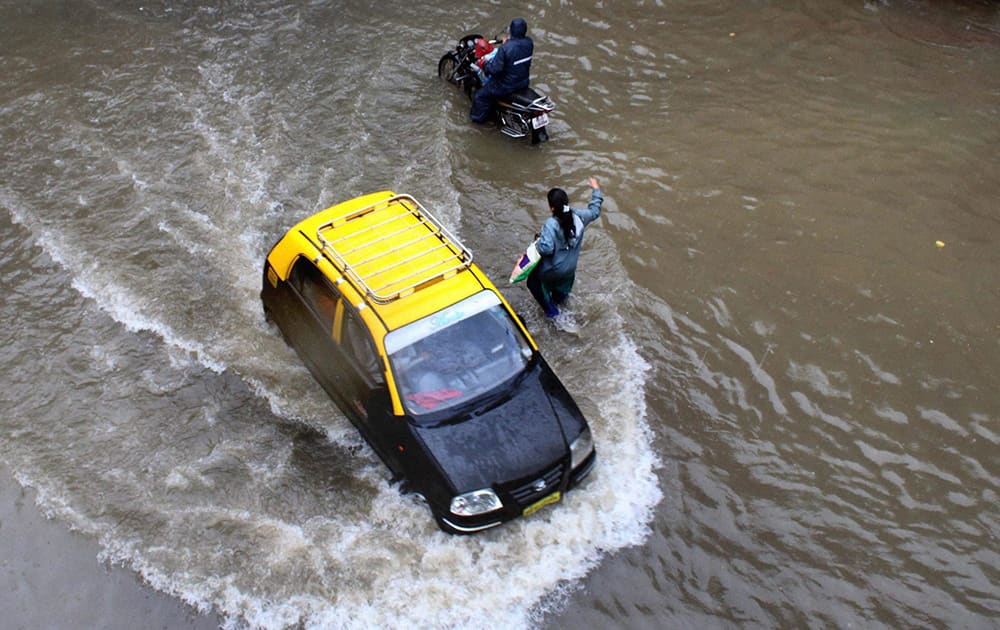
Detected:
left=450, top=488, right=503, bottom=516
left=570, top=427, right=595, bottom=470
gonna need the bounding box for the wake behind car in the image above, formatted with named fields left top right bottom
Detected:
left=261, top=192, right=596, bottom=534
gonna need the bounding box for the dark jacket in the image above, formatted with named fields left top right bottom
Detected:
left=483, top=18, right=533, bottom=93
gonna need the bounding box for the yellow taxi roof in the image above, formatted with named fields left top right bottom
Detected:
left=285, top=191, right=491, bottom=333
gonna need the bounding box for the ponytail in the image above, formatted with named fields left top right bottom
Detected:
left=547, top=187, right=575, bottom=244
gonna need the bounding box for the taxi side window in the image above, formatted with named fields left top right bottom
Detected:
left=290, top=258, right=339, bottom=328
left=342, top=312, right=384, bottom=385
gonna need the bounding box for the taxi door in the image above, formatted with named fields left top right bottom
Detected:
left=282, top=258, right=350, bottom=407
left=337, top=309, right=406, bottom=476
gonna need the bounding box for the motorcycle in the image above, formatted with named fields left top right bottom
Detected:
left=438, top=33, right=555, bottom=145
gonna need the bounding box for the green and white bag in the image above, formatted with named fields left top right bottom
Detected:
left=509, top=240, right=540, bottom=284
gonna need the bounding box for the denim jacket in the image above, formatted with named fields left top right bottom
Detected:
left=535, top=188, right=604, bottom=280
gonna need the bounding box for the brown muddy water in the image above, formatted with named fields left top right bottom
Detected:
left=1, top=1, right=998, bottom=628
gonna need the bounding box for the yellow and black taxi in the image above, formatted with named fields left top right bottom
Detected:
left=260, top=192, right=596, bottom=534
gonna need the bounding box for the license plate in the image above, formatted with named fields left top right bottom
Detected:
left=531, top=112, right=549, bottom=129
left=523, top=490, right=561, bottom=517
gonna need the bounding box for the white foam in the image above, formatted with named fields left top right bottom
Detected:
left=5, top=190, right=227, bottom=374
left=24, top=310, right=660, bottom=630
left=191, top=329, right=656, bottom=629
left=552, top=311, right=582, bottom=334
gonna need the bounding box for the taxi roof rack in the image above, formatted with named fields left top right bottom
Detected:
left=315, top=194, right=474, bottom=304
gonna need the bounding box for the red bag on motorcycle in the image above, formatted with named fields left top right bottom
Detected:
left=474, top=38, right=494, bottom=67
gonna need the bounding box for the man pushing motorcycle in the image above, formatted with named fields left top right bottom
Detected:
left=469, top=18, right=533, bottom=123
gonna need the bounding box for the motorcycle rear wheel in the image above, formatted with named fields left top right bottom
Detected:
left=531, top=125, right=549, bottom=145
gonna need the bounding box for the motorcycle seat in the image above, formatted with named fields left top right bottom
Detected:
left=502, top=87, right=545, bottom=107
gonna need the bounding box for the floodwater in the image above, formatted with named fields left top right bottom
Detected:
left=1, top=1, right=998, bottom=628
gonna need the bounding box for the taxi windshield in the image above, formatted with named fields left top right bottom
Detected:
left=385, top=291, right=532, bottom=417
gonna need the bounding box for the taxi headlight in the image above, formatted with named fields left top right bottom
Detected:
left=450, top=488, right=503, bottom=516
left=570, top=427, right=594, bottom=470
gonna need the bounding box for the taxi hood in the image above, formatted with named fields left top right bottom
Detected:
left=411, top=363, right=581, bottom=492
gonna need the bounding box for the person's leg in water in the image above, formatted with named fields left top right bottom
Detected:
left=470, top=82, right=499, bottom=123
left=548, top=275, right=575, bottom=306
left=527, top=267, right=559, bottom=317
